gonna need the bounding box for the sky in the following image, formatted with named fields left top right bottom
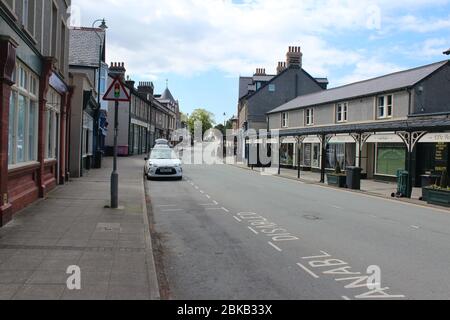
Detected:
left=71, top=0, right=450, bottom=124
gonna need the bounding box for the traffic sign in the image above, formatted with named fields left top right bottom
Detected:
left=103, top=77, right=131, bottom=102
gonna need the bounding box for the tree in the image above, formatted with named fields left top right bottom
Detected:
left=215, top=118, right=233, bottom=136
left=188, top=109, right=215, bottom=136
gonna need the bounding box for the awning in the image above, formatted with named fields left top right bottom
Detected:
left=419, top=132, right=450, bottom=143
left=281, top=137, right=297, bottom=144
left=303, top=136, right=321, bottom=144
left=329, top=135, right=356, bottom=144
left=366, top=133, right=404, bottom=143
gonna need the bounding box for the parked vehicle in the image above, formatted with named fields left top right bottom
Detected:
left=154, top=139, right=170, bottom=147
left=145, top=148, right=183, bottom=180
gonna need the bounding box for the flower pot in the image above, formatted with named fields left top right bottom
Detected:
left=427, top=188, right=450, bottom=207
left=327, top=174, right=346, bottom=188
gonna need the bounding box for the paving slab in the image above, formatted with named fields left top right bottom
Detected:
left=0, top=156, right=160, bottom=300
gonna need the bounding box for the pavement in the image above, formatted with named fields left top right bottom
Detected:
left=0, top=156, right=159, bottom=300
left=149, top=163, right=450, bottom=300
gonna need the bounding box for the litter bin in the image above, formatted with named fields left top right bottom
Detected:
left=394, top=170, right=411, bottom=198
left=346, top=167, right=362, bottom=190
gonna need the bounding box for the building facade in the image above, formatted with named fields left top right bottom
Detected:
left=68, top=27, right=107, bottom=177
left=0, top=0, right=71, bottom=226
left=155, top=86, right=179, bottom=141
left=238, top=46, right=328, bottom=132
left=267, top=60, right=450, bottom=191
left=105, top=63, right=175, bottom=156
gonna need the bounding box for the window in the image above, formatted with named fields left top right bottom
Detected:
left=51, top=2, right=58, bottom=57
left=45, top=88, right=61, bottom=159
left=336, top=102, right=348, bottom=123
left=378, top=95, right=393, bottom=119
left=305, top=108, right=314, bottom=126
left=256, top=82, right=262, bottom=90
left=376, top=143, right=406, bottom=176
left=269, top=84, right=276, bottom=92
left=8, top=62, right=38, bottom=166
left=60, top=21, right=66, bottom=73
left=22, top=0, right=35, bottom=35
left=325, top=143, right=356, bottom=170
left=82, top=113, right=94, bottom=157
left=281, top=112, right=289, bottom=128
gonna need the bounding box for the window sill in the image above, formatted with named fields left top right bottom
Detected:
left=8, top=161, right=40, bottom=173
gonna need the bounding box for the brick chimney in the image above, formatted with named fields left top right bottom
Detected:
left=276, top=62, right=287, bottom=75
left=109, top=62, right=126, bottom=80
left=137, top=81, right=154, bottom=96
left=254, top=68, right=266, bottom=76
left=286, top=46, right=303, bottom=68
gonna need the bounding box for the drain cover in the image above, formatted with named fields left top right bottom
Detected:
left=303, top=215, right=321, bottom=221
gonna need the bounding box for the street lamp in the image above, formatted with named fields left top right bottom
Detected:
left=444, top=48, right=450, bottom=55
left=92, top=18, right=108, bottom=168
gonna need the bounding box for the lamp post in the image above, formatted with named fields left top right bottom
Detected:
left=92, top=18, right=108, bottom=169
left=444, top=49, right=450, bottom=55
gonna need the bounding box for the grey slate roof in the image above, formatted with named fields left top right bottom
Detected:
left=69, top=28, right=105, bottom=67
left=159, top=88, right=176, bottom=103
left=268, top=60, right=449, bottom=114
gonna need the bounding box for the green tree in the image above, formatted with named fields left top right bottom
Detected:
left=215, top=118, right=233, bottom=135
left=188, top=109, right=215, bottom=136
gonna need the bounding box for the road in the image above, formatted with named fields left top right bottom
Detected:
left=146, top=164, right=450, bottom=300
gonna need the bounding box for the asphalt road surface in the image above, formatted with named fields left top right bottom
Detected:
left=147, top=164, right=450, bottom=300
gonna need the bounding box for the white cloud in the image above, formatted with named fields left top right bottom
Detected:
left=72, top=0, right=449, bottom=84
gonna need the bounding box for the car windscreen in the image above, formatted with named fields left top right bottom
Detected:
left=150, top=149, right=178, bottom=160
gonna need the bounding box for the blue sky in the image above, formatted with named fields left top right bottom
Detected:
left=72, top=0, right=450, bottom=124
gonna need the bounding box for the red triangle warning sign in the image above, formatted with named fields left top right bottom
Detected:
left=103, top=77, right=131, bottom=102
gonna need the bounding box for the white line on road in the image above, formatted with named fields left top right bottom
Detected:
left=342, top=296, right=351, bottom=301
left=156, top=205, right=177, bottom=207
left=161, top=209, right=183, bottom=212
left=331, top=205, right=342, bottom=209
left=221, top=207, right=230, bottom=213
left=199, top=203, right=218, bottom=206
left=410, top=225, right=420, bottom=230
left=213, top=201, right=219, bottom=205
left=268, top=241, right=283, bottom=252
left=195, top=186, right=199, bottom=190
left=248, top=227, right=259, bottom=235
left=206, top=195, right=211, bottom=199
left=297, top=263, right=320, bottom=279
left=234, top=216, right=242, bottom=222
left=200, top=190, right=204, bottom=194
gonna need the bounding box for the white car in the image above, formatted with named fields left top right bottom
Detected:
left=145, top=148, right=183, bottom=180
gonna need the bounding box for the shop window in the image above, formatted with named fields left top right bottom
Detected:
left=46, top=89, right=61, bottom=159
left=376, top=144, right=406, bottom=176
left=280, top=144, right=294, bottom=166
left=312, top=144, right=321, bottom=168
left=326, top=144, right=345, bottom=170
left=8, top=62, right=38, bottom=166
left=82, top=113, right=94, bottom=157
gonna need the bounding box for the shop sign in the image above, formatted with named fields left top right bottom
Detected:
left=435, top=143, right=448, bottom=172
left=366, top=134, right=403, bottom=144
left=420, top=133, right=450, bottom=143
left=329, top=135, right=356, bottom=144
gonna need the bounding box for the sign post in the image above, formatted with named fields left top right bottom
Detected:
left=103, top=77, right=131, bottom=209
